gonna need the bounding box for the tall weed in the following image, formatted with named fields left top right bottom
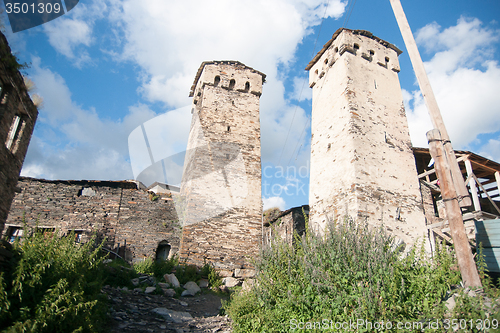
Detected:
left=226, top=217, right=468, bottom=332
left=0, top=228, right=107, bottom=332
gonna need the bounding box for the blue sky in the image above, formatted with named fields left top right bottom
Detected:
left=2, top=0, right=500, bottom=211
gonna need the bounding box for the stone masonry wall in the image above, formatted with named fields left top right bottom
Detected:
left=0, top=31, right=38, bottom=237
left=307, top=29, right=429, bottom=250
left=263, top=205, right=309, bottom=248
left=3, top=177, right=181, bottom=262
left=179, top=61, right=264, bottom=272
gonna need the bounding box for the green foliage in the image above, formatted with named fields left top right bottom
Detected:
left=133, top=256, right=178, bottom=279
left=0, top=228, right=107, bottom=332
left=175, top=264, right=199, bottom=285
left=103, top=259, right=137, bottom=288
left=224, top=216, right=493, bottom=333
left=200, top=263, right=223, bottom=290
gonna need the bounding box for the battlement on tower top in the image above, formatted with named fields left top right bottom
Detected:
left=306, top=28, right=403, bottom=88
left=189, top=61, right=266, bottom=99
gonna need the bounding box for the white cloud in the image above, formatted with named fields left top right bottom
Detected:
left=263, top=196, right=286, bottom=211
left=43, top=0, right=108, bottom=66
left=479, top=137, right=500, bottom=163
left=22, top=62, right=158, bottom=181
left=289, top=76, right=312, bottom=102
left=104, top=0, right=342, bottom=167
left=406, top=17, right=500, bottom=149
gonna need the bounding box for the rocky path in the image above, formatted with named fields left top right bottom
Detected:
left=103, top=285, right=232, bottom=333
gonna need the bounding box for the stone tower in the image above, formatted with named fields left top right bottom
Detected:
left=306, top=29, right=428, bottom=248
left=179, top=61, right=265, bottom=272
left=0, top=31, right=38, bottom=238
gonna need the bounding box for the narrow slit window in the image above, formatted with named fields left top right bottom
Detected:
left=214, top=76, right=221, bottom=87
left=244, top=81, right=250, bottom=92
left=227, top=126, right=230, bottom=132
left=228, top=79, right=235, bottom=90
left=5, top=115, right=21, bottom=151
left=353, top=43, right=359, bottom=50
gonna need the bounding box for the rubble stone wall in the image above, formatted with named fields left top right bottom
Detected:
left=3, top=177, right=181, bottom=262
left=179, top=61, right=264, bottom=271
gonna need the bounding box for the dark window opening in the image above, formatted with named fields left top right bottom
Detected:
left=156, top=241, right=171, bottom=261
left=334, top=47, right=338, bottom=53
left=324, top=58, right=328, bottom=64
left=228, top=79, right=235, bottom=90
left=385, top=57, right=390, bottom=63
left=244, top=81, right=250, bottom=92
left=68, top=230, right=84, bottom=243
left=227, top=126, right=230, bottom=132
left=353, top=43, right=359, bottom=50
left=214, top=76, right=220, bottom=87
left=7, top=226, right=23, bottom=243
left=369, top=50, right=375, bottom=56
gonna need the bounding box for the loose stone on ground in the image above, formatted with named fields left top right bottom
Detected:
left=103, top=285, right=231, bottom=332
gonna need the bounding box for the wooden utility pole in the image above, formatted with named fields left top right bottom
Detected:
left=390, top=0, right=481, bottom=287
left=427, top=130, right=481, bottom=287
left=389, top=0, right=471, bottom=208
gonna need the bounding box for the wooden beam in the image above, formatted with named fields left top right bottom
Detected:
left=465, top=159, right=481, bottom=212
left=472, top=173, right=500, bottom=216
left=495, top=171, right=500, bottom=193
left=390, top=0, right=471, bottom=208
left=427, top=129, right=481, bottom=287
left=470, top=159, right=500, bottom=174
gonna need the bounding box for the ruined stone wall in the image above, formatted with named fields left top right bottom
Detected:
left=263, top=205, right=308, bottom=248
left=0, top=32, right=38, bottom=237
left=179, top=61, right=264, bottom=271
left=3, top=177, right=180, bottom=262
left=307, top=29, right=429, bottom=249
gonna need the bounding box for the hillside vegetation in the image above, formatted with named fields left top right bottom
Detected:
left=225, top=217, right=500, bottom=332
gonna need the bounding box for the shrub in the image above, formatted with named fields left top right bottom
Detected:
left=225, top=216, right=479, bottom=332
left=133, top=256, right=177, bottom=279
left=0, top=228, right=107, bottom=332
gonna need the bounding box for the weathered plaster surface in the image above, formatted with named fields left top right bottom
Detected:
left=308, top=29, right=428, bottom=249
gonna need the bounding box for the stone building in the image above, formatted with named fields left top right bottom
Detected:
left=263, top=205, right=309, bottom=248
left=3, top=177, right=181, bottom=262
left=0, top=31, right=38, bottom=238
left=306, top=28, right=428, bottom=249
left=179, top=61, right=265, bottom=272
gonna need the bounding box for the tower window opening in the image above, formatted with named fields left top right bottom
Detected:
left=334, top=47, right=338, bottom=53
left=369, top=50, right=374, bottom=56
left=227, top=126, right=230, bottom=132
left=385, top=57, right=390, bottom=63
left=5, top=115, right=24, bottom=152
left=353, top=43, right=359, bottom=50
left=324, top=58, right=328, bottom=65
left=229, top=79, right=235, bottom=90
left=244, top=81, right=250, bottom=92
left=214, top=76, right=221, bottom=87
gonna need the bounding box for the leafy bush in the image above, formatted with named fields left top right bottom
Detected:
left=224, top=216, right=489, bottom=332
left=103, top=259, right=137, bottom=288
left=175, top=264, right=199, bottom=285
left=0, top=229, right=107, bottom=332
left=133, top=256, right=177, bottom=279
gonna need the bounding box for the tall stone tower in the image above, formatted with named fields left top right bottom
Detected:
left=306, top=29, right=428, bottom=248
left=179, top=61, right=265, bottom=272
